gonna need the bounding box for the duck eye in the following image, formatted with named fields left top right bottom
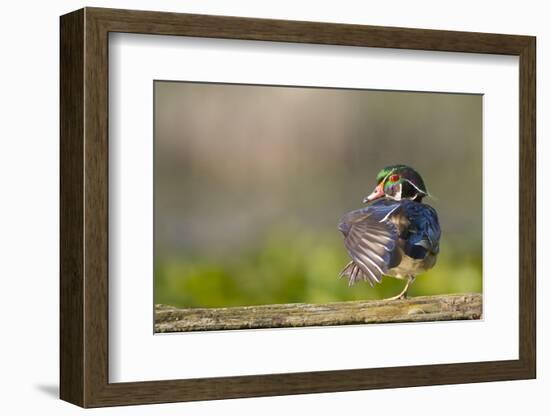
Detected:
left=389, top=174, right=400, bottom=182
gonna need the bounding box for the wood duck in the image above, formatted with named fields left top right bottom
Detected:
left=339, top=165, right=441, bottom=300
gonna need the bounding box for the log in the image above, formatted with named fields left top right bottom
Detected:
left=155, top=293, right=482, bottom=333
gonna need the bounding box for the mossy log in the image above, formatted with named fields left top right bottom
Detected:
left=155, top=293, right=482, bottom=333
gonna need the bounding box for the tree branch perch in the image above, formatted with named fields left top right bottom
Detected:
left=155, top=293, right=482, bottom=333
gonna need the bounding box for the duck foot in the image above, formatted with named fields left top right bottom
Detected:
left=384, top=277, right=413, bottom=301
left=385, top=292, right=408, bottom=301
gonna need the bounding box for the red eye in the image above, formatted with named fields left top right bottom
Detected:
left=389, top=174, right=400, bottom=182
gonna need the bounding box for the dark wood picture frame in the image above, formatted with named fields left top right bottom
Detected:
left=60, top=7, right=536, bottom=408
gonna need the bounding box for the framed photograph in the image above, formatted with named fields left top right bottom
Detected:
left=60, top=7, right=536, bottom=408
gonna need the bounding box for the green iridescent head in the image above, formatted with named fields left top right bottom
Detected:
left=364, top=164, right=429, bottom=203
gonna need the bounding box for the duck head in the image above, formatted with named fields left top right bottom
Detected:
left=363, top=165, right=429, bottom=203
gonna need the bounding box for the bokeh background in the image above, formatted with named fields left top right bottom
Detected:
left=154, top=81, right=482, bottom=308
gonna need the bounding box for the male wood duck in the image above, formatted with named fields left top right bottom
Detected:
left=339, top=165, right=441, bottom=300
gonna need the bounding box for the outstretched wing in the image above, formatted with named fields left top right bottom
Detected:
left=338, top=200, right=400, bottom=286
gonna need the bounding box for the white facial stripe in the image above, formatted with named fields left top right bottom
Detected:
left=385, top=183, right=403, bottom=201
left=395, top=183, right=403, bottom=200
left=404, top=178, right=427, bottom=195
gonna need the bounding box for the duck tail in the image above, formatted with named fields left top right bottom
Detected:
left=339, top=261, right=375, bottom=288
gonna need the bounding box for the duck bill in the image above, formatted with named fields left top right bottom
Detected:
left=363, top=183, right=385, bottom=203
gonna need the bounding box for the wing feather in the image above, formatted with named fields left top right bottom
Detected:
left=338, top=200, right=400, bottom=286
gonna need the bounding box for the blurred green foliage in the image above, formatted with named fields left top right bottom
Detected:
left=155, top=229, right=482, bottom=308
